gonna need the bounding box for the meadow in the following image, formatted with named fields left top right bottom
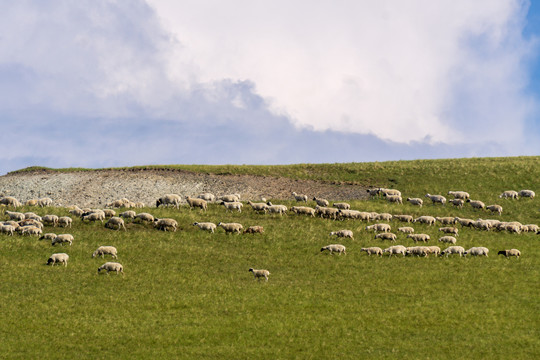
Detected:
left=1, top=157, right=539, bottom=359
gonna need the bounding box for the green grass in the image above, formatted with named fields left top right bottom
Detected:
left=1, top=157, right=539, bottom=359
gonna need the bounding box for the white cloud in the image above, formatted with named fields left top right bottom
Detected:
left=147, top=0, right=537, bottom=144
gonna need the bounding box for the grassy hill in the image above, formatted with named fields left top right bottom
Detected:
left=1, top=157, right=539, bottom=359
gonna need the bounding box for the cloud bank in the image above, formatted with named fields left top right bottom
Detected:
left=0, top=0, right=538, bottom=174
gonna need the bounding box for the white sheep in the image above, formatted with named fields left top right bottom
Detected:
left=24, top=212, right=42, bottom=221
left=329, top=229, right=354, bottom=239
left=38, top=197, right=53, bottom=207
left=218, top=222, right=243, bottom=234
left=498, top=249, right=521, bottom=258
left=320, top=244, right=347, bottom=255
left=154, top=218, right=178, bottom=232
left=5, top=211, right=25, bottom=221
left=376, top=213, right=393, bottom=222
left=42, top=215, right=59, bottom=227
left=365, top=223, right=391, bottom=233
left=379, top=188, right=402, bottom=197
left=19, top=219, right=43, bottom=230
left=518, top=190, right=535, bottom=199
left=185, top=196, right=208, bottom=211
left=467, top=199, right=485, bottom=210
left=0, top=224, right=15, bottom=236
left=105, top=217, right=126, bottom=231
left=425, top=193, right=446, bottom=205
left=52, top=234, right=74, bottom=246
left=102, top=209, right=116, bottom=218
left=20, top=226, right=42, bottom=236
left=98, top=262, right=124, bottom=275
left=314, top=206, right=338, bottom=220
left=413, top=216, right=436, bottom=225
left=249, top=268, right=270, bottom=281
left=291, top=206, right=316, bottom=217
left=464, top=247, right=489, bottom=257
left=156, top=194, right=182, bottom=209
left=385, top=194, right=403, bottom=204
left=449, top=199, right=464, bottom=208
left=25, top=199, right=38, bottom=206
left=522, top=224, right=539, bottom=233
left=407, top=234, right=430, bottom=243
left=454, top=217, right=475, bottom=227
left=134, top=213, right=155, bottom=223
left=474, top=219, right=492, bottom=231
left=119, top=211, right=137, bottom=219
left=375, top=232, right=397, bottom=242
left=393, top=215, right=413, bottom=223
left=292, top=192, right=308, bottom=202
left=438, top=236, right=457, bottom=245
left=57, top=216, right=72, bottom=228
left=383, top=245, right=407, bottom=257
left=398, top=227, right=415, bottom=234
left=439, top=227, right=459, bottom=236
left=447, top=191, right=470, bottom=200
left=406, top=197, right=423, bottom=207
left=220, top=194, right=240, bottom=203
left=244, top=226, right=264, bottom=234
left=0, top=196, right=22, bottom=208
left=360, top=247, right=383, bottom=256
left=332, top=202, right=351, bottom=210
left=221, top=201, right=243, bottom=213
left=313, top=197, right=329, bottom=207
left=92, top=246, right=118, bottom=259
left=193, top=222, right=217, bottom=233
left=40, top=233, right=58, bottom=241
left=266, top=202, right=288, bottom=216
left=82, top=212, right=105, bottom=223
left=426, top=246, right=441, bottom=256
left=247, top=201, right=269, bottom=213
left=47, top=253, right=69, bottom=267
left=499, top=190, right=519, bottom=199
left=197, top=193, right=216, bottom=202
left=485, top=204, right=503, bottom=215
left=406, top=246, right=429, bottom=257
left=436, top=217, right=456, bottom=225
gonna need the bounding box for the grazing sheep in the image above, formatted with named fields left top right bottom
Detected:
left=19, top=219, right=43, bottom=229
left=522, top=224, right=539, bottom=233
left=499, top=190, right=519, bottom=199
left=105, top=217, right=126, bottom=231
left=98, top=262, right=124, bottom=275
left=221, top=201, right=243, bottom=213
left=379, top=188, right=402, bottom=197
left=156, top=194, right=182, bottom=209
left=0, top=224, right=15, bottom=236
left=92, top=246, right=118, bottom=259
left=439, top=227, right=459, bottom=236
left=24, top=212, right=42, bottom=221
left=220, top=194, right=240, bottom=203
left=40, top=233, right=57, bottom=241
left=365, top=223, right=391, bottom=233
left=69, top=208, right=84, bottom=217
left=102, top=209, right=116, bottom=218
left=47, top=253, right=69, bottom=267
left=366, top=188, right=380, bottom=198
left=52, top=234, right=74, bottom=246
left=398, top=226, right=415, bottom=234
left=385, top=194, right=403, bottom=204
left=5, top=211, right=25, bottom=221
left=447, top=191, right=470, bottom=200
left=503, top=224, right=522, bottom=234
left=82, top=212, right=105, bottom=223
left=218, top=222, right=243, bottom=234
left=57, top=216, right=72, bottom=228
left=134, top=213, right=155, bottom=223
left=186, top=196, right=208, bottom=211
left=21, top=226, right=42, bottom=236
left=393, top=214, right=413, bottom=223
left=292, top=192, right=308, bottom=202
left=119, top=211, right=136, bottom=219
left=291, top=206, right=316, bottom=217
left=313, top=197, right=329, bottom=207
left=248, top=268, right=270, bottom=281
left=406, top=197, right=423, bottom=207
left=42, top=215, right=59, bottom=227
left=332, top=202, right=351, bottom=210
left=467, top=199, right=485, bottom=210
left=464, top=247, right=489, bottom=257
left=25, top=199, right=38, bottom=206
left=376, top=213, right=393, bottom=222
left=498, top=249, right=521, bottom=258
left=0, top=196, right=22, bottom=208
left=486, top=204, right=503, bottom=215
left=360, top=247, right=383, bottom=256
left=247, top=201, right=269, bottom=213
left=266, top=202, right=288, bottom=216
left=407, top=234, right=430, bottom=243
left=518, top=190, right=535, bottom=199
left=337, top=209, right=361, bottom=220
left=244, top=226, right=264, bottom=234
left=383, top=245, right=407, bottom=257
left=413, top=216, right=436, bottom=225
left=314, top=206, right=338, bottom=220
left=154, top=218, right=178, bottom=232
left=38, top=198, right=53, bottom=207
left=197, top=193, right=216, bottom=202
left=454, top=217, right=475, bottom=227
left=375, top=232, right=397, bottom=242
left=474, top=219, right=492, bottom=231
left=107, top=198, right=130, bottom=208
left=192, top=222, right=217, bottom=233
left=406, top=246, right=429, bottom=257
left=436, top=217, right=456, bottom=225
left=450, top=199, right=464, bottom=208
left=425, top=194, right=446, bottom=205
left=330, top=229, right=354, bottom=239
left=320, top=244, right=347, bottom=255
left=438, top=236, right=457, bottom=245
left=426, top=246, right=441, bottom=256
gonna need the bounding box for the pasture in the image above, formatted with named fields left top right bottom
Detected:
left=1, top=157, right=539, bottom=359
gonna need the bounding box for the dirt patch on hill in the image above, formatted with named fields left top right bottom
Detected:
left=0, top=169, right=369, bottom=208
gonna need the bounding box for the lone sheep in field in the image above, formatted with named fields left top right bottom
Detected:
left=360, top=247, right=383, bottom=256
left=105, top=217, right=126, bottom=231
left=244, top=226, right=264, bottom=234
left=249, top=268, right=270, bottom=281
left=425, top=194, right=446, bottom=205
left=98, top=262, right=124, bottom=275
left=154, top=218, right=178, bottom=232
left=464, top=247, right=489, bottom=257
left=330, top=229, right=354, bottom=239
left=192, top=222, right=217, bottom=233
left=218, top=222, right=243, bottom=234
left=313, top=197, right=329, bottom=207
left=292, top=192, right=308, bottom=202
left=156, top=194, right=182, bottom=209
left=186, top=196, right=208, bottom=211
left=47, top=253, right=69, bottom=267
left=518, top=190, right=535, bottom=199
left=498, top=249, right=521, bottom=258
left=407, top=198, right=423, bottom=207
left=486, top=204, right=503, bottom=215
left=320, top=244, right=347, bottom=255
left=92, top=246, right=118, bottom=259
left=499, top=190, right=519, bottom=199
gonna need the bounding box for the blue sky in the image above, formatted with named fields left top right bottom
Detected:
left=1, top=0, right=539, bottom=175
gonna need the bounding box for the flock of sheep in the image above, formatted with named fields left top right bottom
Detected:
left=0, top=186, right=535, bottom=281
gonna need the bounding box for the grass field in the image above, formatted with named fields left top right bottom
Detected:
left=1, top=157, right=539, bottom=359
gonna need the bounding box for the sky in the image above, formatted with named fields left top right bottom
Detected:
left=1, top=0, right=539, bottom=175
